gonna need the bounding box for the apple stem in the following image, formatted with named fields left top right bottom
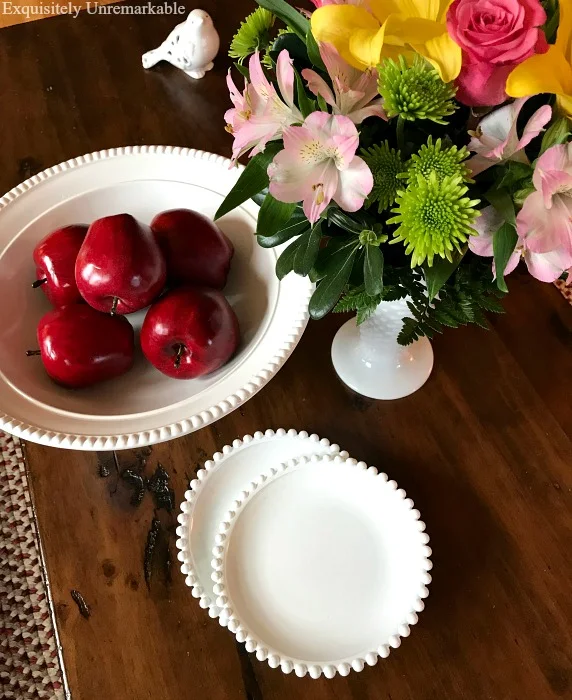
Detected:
left=173, top=343, right=185, bottom=370
left=26, top=350, right=41, bottom=356
left=32, top=278, right=47, bottom=288
left=110, top=297, right=119, bottom=316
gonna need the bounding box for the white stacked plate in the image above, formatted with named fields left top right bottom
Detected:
left=176, top=429, right=432, bottom=678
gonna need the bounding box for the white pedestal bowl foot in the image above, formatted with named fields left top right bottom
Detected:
left=331, top=299, right=434, bottom=400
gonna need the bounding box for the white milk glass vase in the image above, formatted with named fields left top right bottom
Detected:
left=331, top=298, right=434, bottom=400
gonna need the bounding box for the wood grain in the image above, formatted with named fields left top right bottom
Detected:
left=2, top=2, right=572, bottom=698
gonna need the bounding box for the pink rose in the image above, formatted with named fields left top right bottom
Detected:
left=447, top=0, right=548, bottom=107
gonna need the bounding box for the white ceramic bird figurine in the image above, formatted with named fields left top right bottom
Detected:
left=142, top=9, right=220, bottom=79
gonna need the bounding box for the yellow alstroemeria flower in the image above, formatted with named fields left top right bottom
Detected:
left=507, top=1, right=572, bottom=117
left=311, top=0, right=462, bottom=83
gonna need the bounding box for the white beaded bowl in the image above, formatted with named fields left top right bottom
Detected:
left=211, top=454, right=432, bottom=678
left=0, top=147, right=312, bottom=449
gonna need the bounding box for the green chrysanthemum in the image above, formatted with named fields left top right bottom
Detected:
left=378, top=57, right=457, bottom=125
left=361, top=142, right=405, bottom=213
left=229, top=8, right=275, bottom=62
left=402, top=137, right=473, bottom=184
left=388, top=173, right=480, bottom=268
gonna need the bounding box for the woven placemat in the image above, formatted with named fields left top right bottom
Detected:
left=555, top=278, right=572, bottom=305
left=0, top=432, right=67, bottom=699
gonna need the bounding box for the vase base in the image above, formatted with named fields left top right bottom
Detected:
left=331, top=318, right=434, bottom=400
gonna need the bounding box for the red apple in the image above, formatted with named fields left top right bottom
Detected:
left=75, top=214, right=166, bottom=314
left=28, top=304, right=135, bottom=388
left=33, top=224, right=88, bottom=307
left=140, top=287, right=239, bottom=379
left=151, top=209, right=234, bottom=289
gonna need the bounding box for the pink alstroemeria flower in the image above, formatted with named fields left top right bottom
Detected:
left=268, top=112, right=373, bottom=223
left=467, top=98, right=552, bottom=177
left=517, top=143, right=572, bottom=257
left=469, top=206, right=572, bottom=283
left=225, top=50, right=303, bottom=163
left=301, top=42, right=386, bottom=125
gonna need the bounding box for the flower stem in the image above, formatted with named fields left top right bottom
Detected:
left=396, top=116, right=405, bottom=151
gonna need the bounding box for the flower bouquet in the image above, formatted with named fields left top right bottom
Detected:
left=216, top=0, right=571, bottom=346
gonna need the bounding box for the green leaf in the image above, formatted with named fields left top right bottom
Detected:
left=275, top=235, right=304, bottom=280
left=485, top=188, right=516, bottom=228
left=270, top=31, right=309, bottom=66
left=309, top=247, right=358, bottom=320
left=294, top=69, right=316, bottom=118
left=540, top=116, right=570, bottom=154
left=234, top=62, right=250, bottom=79
left=215, top=143, right=282, bottom=220
left=327, top=208, right=363, bottom=234
left=257, top=215, right=309, bottom=248
left=257, top=194, right=297, bottom=237
left=493, top=222, right=518, bottom=292
left=256, top=0, right=309, bottom=40
left=424, top=249, right=465, bottom=300
left=317, top=94, right=328, bottom=112
left=311, top=237, right=357, bottom=281
left=294, top=222, right=322, bottom=275
left=306, top=30, right=326, bottom=71
left=495, top=161, right=533, bottom=189
left=513, top=184, right=535, bottom=207
left=543, top=3, right=560, bottom=45
left=364, top=245, right=384, bottom=296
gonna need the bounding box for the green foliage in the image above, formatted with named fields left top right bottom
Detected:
left=256, top=0, right=309, bottom=41
left=294, top=222, right=322, bottom=275
left=334, top=286, right=384, bottom=324
left=361, top=142, right=405, bottom=213
left=378, top=56, right=457, bottom=125
left=540, top=115, right=570, bottom=154
left=403, top=136, right=472, bottom=184
left=396, top=261, right=506, bottom=345
left=229, top=8, right=275, bottom=62
left=215, top=143, right=282, bottom=220
left=294, top=69, right=317, bottom=118
left=257, top=209, right=309, bottom=248
left=257, top=195, right=297, bottom=237
left=493, top=222, right=518, bottom=293
left=335, top=259, right=507, bottom=342
left=364, top=245, right=384, bottom=296
left=423, top=248, right=466, bottom=300
left=306, top=30, right=326, bottom=71
left=485, top=188, right=516, bottom=227
left=309, top=245, right=359, bottom=319
left=389, top=173, right=481, bottom=267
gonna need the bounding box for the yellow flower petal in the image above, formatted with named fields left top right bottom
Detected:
left=311, top=5, right=381, bottom=69
left=557, top=95, right=572, bottom=118
left=421, top=31, right=462, bottom=83
left=392, top=16, right=446, bottom=44
left=394, top=0, right=440, bottom=21
left=557, top=0, right=572, bottom=62
left=368, top=0, right=401, bottom=24
left=506, top=46, right=572, bottom=100
left=349, top=24, right=388, bottom=69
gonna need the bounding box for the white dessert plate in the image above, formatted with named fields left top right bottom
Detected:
left=175, top=429, right=348, bottom=617
left=211, top=454, right=432, bottom=679
left=0, top=147, right=312, bottom=449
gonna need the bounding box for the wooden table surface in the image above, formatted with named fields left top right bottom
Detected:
left=3, top=2, right=572, bottom=699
